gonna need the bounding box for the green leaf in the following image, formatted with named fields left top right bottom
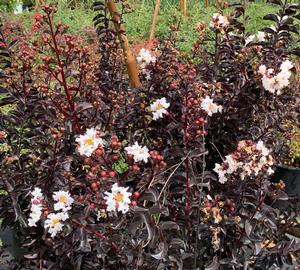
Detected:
left=112, top=157, right=129, bottom=174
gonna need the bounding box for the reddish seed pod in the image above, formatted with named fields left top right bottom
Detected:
left=160, top=161, right=167, bottom=168
left=32, top=199, right=40, bottom=205
left=100, top=171, right=107, bottom=177
left=112, top=155, right=118, bottom=160
left=109, top=171, right=116, bottom=178
left=131, top=200, right=137, bottom=206
left=132, top=165, right=140, bottom=171
left=91, top=182, right=98, bottom=190
left=133, top=191, right=140, bottom=198
left=87, top=172, right=94, bottom=179
left=91, top=166, right=98, bottom=173
left=170, top=82, right=177, bottom=89
left=111, top=135, right=118, bottom=141
left=43, top=210, right=49, bottom=217
left=152, top=154, right=158, bottom=161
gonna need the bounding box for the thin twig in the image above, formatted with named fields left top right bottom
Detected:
left=158, top=152, right=190, bottom=200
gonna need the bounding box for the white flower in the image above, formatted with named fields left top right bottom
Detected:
left=224, top=155, right=241, bottom=174
left=44, top=212, right=69, bottom=238
left=104, top=183, right=132, bottom=214
left=262, top=76, right=276, bottom=94
left=150, top=97, right=170, bottom=120
left=137, top=48, right=156, bottom=80
left=137, top=48, right=156, bottom=65
left=258, top=65, right=267, bottom=75
left=245, top=32, right=266, bottom=45
left=280, top=59, right=293, bottom=72
left=213, top=163, right=228, bottom=184
left=75, top=128, right=105, bottom=157
left=259, top=60, right=293, bottom=95
left=31, top=187, right=43, bottom=199
left=28, top=205, right=43, bottom=227
left=201, top=96, right=222, bottom=116
left=28, top=217, right=39, bottom=227
left=257, top=31, right=266, bottom=42
left=125, top=142, right=150, bottom=163
left=256, top=141, right=270, bottom=156
left=242, top=163, right=252, bottom=177
left=210, top=13, right=229, bottom=31
left=245, top=35, right=255, bottom=45
left=28, top=187, right=44, bottom=227
left=53, top=191, right=74, bottom=212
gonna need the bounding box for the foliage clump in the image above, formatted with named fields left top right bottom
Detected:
left=0, top=0, right=299, bottom=269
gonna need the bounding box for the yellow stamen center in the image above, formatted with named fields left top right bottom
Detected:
left=51, top=218, right=61, bottom=226
left=115, top=193, right=124, bottom=202
left=155, top=103, right=164, bottom=110
left=59, top=196, right=67, bottom=204
left=84, top=138, right=94, bottom=146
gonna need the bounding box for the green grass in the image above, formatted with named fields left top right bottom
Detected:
left=6, top=0, right=279, bottom=51
left=123, top=0, right=278, bottom=51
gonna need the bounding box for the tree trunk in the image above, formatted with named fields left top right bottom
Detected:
left=149, top=0, right=160, bottom=40
left=106, top=0, right=141, bottom=88
left=34, top=0, right=40, bottom=12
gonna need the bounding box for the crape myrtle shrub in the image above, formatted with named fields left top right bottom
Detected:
left=0, top=0, right=299, bottom=269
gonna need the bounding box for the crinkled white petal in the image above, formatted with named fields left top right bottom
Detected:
left=104, top=183, right=132, bottom=214
left=125, top=142, right=150, bottom=163
left=150, top=97, right=170, bottom=120
left=44, top=212, right=69, bottom=238
left=75, top=128, right=105, bottom=157
left=201, top=96, right=222, bottom=116
left=53, top=191, right=74, bottom=212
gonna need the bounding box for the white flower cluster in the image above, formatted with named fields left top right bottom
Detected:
left=28, top=187, right=74, bottom=238
left=44, top=191, right=74, bottom=238
left=104, top=183, right=132, bottom=214
left=137, top=48, right=156, bottom=80
left=125, top=142, right=150, bottom=163
left=210, top=13, right=230, bottom=32
left=150, top=97, right=170, bottom=120
left=201, top=96, right=223, bottom=116
left=214, top=140, right=274, bottom=184
left=258, top=59, right=293, bottom=95
left=76, top=128, right=105, bottom=157
left=245, top=31, right=266, bottom=45
left=28, top=188, right=44, bottom=227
